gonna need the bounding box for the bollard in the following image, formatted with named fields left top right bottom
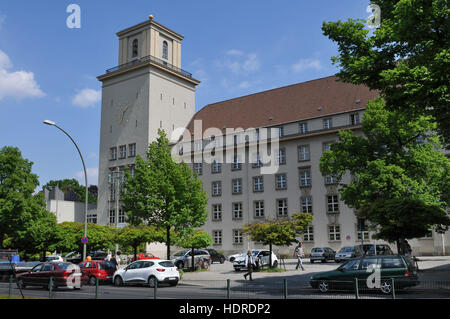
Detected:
left=153, top=279, right=158, bottom=299
left=391, top=278, right=396, bottom=299
left=227, top=279, right=231, bottom=299
left=49, top=277, right=53, bottom=299
left=95, top=276, right=99, bottom=299
left=9, top=275, right=12, bottom=298
left=283, top=278, right=288, bottom=299
left=354, top=278, right=359, bottom=299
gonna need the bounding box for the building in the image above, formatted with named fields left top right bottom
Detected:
left=96, top=17, right=449, bottom=257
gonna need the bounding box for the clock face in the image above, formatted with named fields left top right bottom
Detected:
left=118, top=103, right=131, bottom=125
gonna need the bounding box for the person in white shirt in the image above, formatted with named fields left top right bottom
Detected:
left=244, top=250, right=256, bottom=281
left=294, top=242, right=305, bottom=271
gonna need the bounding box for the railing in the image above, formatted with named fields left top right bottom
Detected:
left=105, top=55, right=193, bottom=78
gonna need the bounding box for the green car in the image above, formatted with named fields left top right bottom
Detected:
left=310, top=255, right=419, bottom=294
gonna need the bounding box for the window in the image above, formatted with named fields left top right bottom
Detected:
left=194, top=141, right=203, bottom=152
left=254, top=200, right=265, bottom=218
left=233, top=202, right=243, bottom=219
left=252, top=153, right=262, bottom=168
left=212, top=204, right=222, bottom=221
left=129, top=143, right=136, bottom=157
left=118, top=209, right=126, bottom=224
left=299, top=169, right=311, bottom=187
left=299, top=122, right=308, bottom=134
left=278, top=127, right=284, bottom=138
left=323, top=118, right=332, bottom=129
left=277, top=199, right=288, bottom=217
left=381, top=257, right=404, bottom=269
left=233, top=135, right=238, bottom=146
left=232, top=179, right=242, bottom=194
left=132, top=39, right=138, bottom=58
left=233, top=229, right=243, bottom=244
left=329, top=225, right=341, bottom=241
left=119, top=145, right=126, bottom=159
left=298, top=145, right=310, bottom=161
left=212, top=181, right=222, bottom=196
left=301, top=196, right=313, bottom=214
left=194, top=163, right=203, bottom=175
left=87, top=214, right=97, bottom=224
left=323, top=142, right=332, bottom=153
left=304, top=226, right=314, bottom=242
left=110, top=147, right=117, bottom=160
left=109, top=181, right=116, bottom=201
left=129, top=165, right=135, bottom=178
left=213, top=230, right=222, bottom=245
left=361, top=258, right=380, bottom=270
left=232, top=155, right=242, bottom=170
left=357, top=230, right=370, bottom=241
left=350, top=113, right=360, bottom=125
left=325, top=175, right=338, bottom=185
left=109, top=209, right=116, bottom=225
left=162, top=41, right=168, bottom=59
left=253, top=176, right=264, bottom=192
left=277, top=148, right=286, bottom=164
left=275, top=174, right=287, bottom=190
left=212, top=160, right=222, bottom=173
left=327, top=195, right=339, bottom=213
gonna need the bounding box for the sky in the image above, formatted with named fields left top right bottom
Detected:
left=0, top=0, right=372, bottom=190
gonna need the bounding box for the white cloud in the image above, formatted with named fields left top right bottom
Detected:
left=243, top=54, right=260, bottom=72
left=292, top=58, right=322, bottom=73
left=226, top=49, right=244, bottom=56
left=75, top=167, right=98, bottom=185
left=239, top=81, right=251, bottom=89
left=0, top=49, right=45, bottom=100
left=72, top=88, right=101, bottom=108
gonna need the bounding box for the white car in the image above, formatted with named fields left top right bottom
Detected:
left=113, top=260, right=180, bottom=287
left=226, top=250, right=248, bottom=262
left=233, top=250, right=278, bottom=271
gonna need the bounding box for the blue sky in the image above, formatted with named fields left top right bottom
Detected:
left=0, top=0, right=371, bottom=190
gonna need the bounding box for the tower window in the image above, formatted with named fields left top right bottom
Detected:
left=162, top=41, right=168, bottom=59
left=132, top=39, right=139, bottom=58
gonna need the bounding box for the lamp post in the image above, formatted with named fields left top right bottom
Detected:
left=43, top=120, right=89, bottom=261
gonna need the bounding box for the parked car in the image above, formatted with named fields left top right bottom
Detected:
left=233, top=250, right=278, bottom=271
left=205, top=249, right=225, bottom=264
left=334, top=246, right=364, bottom=263
left=79, top=260, right=117, bottom=285
left=130, top=253, right=160, bottom=262
left=310, top=255, right=419, bottom=294
left=227, top=250, right=247, bottom=262
left=356, top=244, right=394, bottom=256
left=16, top=262, right=86, bottom=290
left=64, top=252, right=82, bottom=264
left=45, top=255, right=63, bottom=262
left=89, top=251, right=109, bottom=261
left=113, top=260, right=179, bottom=287
left=171, top=249, right=211, bottom=269
left=310, top=247, right=336, bottom=263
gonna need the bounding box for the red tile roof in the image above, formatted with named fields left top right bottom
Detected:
left=187, top=75, right=379, bottom=137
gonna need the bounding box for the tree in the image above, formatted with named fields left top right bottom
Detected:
left=322, top=0, right=450, bottom=147
left=43, top=178, right=97, bottom=204
left=0, top=146, right=42, bottom=249
left=121, top=129, right=208, bottom=259
left=176, top=229, right=213, bottom=270
left=115, top=225, right=164, bottom=261
left=243, top=213, right=313, bottom=268
left=319, top=99, right=450, bottom=253
left=54, top=222, right=117, bottom=254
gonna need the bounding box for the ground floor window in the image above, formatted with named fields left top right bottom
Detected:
left=329, top=225, right=341, bottom=241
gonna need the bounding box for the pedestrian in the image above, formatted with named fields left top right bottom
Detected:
left=106, top=252, right=112, bottom=262
left=294, top=242, right=305, bottom=271
left=110, top=253, right=118, bottom=270
left=243, top=250, right=255, bottom=281
left=116, top=251, right=121, bottom=268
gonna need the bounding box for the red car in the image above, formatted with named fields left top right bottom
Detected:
left=130, top=253, right=160, bottom=262
left=79, top=260, right=117, bottom=285
left=16, top=262, right=86, bottom=290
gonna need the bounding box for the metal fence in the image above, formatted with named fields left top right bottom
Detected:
left=1, top=276, right=450, bottom=299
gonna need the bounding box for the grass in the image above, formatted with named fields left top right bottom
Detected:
left=258, top=267, right=287, bottom=273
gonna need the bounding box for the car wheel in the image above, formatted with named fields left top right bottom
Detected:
left=380, top=280, right=393, bottom=294
left=148, top=276, right=158, bottom=288
left=114, top=276, right=123, bottom=286
left=88, top=276, right=97, bottom=286
left=335, top=259, right=340, bottom=263
left=318, top=280, right=329, bottom=293
left=220, top=257, right=225, bottom=264
left=176, top=261, right=184, bottom=269
left=16, top=278, right=26, bottom=289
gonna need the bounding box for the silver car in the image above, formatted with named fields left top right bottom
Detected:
left=171, top=249, right=211, bottom=269
left=334, top=246, right=364, bottom=263
left=310, top=247, right=336, bottom=263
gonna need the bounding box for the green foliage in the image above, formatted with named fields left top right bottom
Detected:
left=319, top=99, right=450, bottom=249
left=322, top=0, right=450, bottom=146
left=43, top=178, right=97, bottom=204
left=53, top=222, right=117, bottom=254
left=115, top=225, right=164, bottom=259
left=121, top=129, right=208, bottom=259
left=176, top=229, right=213, bottom=250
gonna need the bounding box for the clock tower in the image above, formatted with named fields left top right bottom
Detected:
left=96, top=16, right=200, bottom=227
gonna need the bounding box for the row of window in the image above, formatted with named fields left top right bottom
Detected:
left=131, top=39, right=169, bottom=60
left=211, top=195, right=340, bottom=221
left=110, top=143, right=136, bottom=160
left=211, top=224, right=367, bottom=245
left=108, top=209, right=126, bottom=225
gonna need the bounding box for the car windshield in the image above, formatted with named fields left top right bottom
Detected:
left=158, top=261, right=175, bottom=268
left=340, top=247, right=354, bottom=253
left=251, top=251, right=260, bottom=256
left=54, top=262, right=70, bottom=270
left=312, top=248, right=324, bottom=252
left=174, top=251, right=187, bottom=257
left=339, top=259, right=360, bottom=271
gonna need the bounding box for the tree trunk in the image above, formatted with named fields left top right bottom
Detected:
left=133, top=245, right=137, bottom=261
left=166, top=226, right=171, bottom=260
left=191, top=247, right=195, bottom=271
left=269, top=243, right=273, bottom=268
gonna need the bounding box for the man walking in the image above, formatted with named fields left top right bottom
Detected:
left=243, top=250, right=255, bottom=281
left=294, top=242, right=305, bottom=271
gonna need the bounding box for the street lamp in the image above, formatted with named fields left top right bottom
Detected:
left=43, top=120, right=89, bottom=261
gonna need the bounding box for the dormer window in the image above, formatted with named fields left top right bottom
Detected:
left=162, top=41, right=168, bottom=59
left=132, top=39, right=139, bottom=58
